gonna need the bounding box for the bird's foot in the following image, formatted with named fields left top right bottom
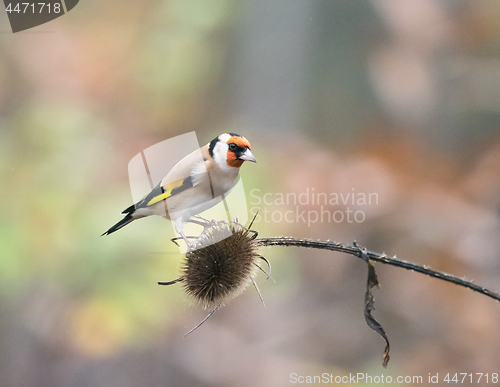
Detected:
left=192, top=215, right=211, bottom=224
left=180, top=231, right=198, bottom=251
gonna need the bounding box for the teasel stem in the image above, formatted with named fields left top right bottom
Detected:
left=255, top=237, right=500, bottom=303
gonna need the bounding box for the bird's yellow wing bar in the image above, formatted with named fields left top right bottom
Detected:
left=146, top=179, right=188, bottom=206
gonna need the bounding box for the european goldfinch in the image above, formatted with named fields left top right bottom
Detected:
left=102, top=133, right=256, bottom=247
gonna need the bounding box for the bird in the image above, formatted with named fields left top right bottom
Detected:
left=102, top=133, right=256, bottom=248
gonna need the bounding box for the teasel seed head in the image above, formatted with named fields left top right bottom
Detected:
left=181, top=221, right=263, bottom=309
left=158, top=217, right=270, bottom=334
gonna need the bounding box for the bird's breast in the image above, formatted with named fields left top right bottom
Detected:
left=208, top=169, right=239, bottom=197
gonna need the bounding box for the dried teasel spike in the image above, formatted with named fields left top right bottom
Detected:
left=254, top=263, right=270, bottom=278
left=170, top=235, right=198, bottom=248
left=258, top=255, right=272, bottom=278
left=251, top=255, right=272, bottom=279
left=247, top=212, right=258, bottom=230
left=184, top=302, right=222, bottom=337
left=251, top=278, right=266, bottom=307
left=158, top=278, right=183, bottom=286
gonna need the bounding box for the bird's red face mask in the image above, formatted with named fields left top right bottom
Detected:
left=226, top=136, right=256, bottom=168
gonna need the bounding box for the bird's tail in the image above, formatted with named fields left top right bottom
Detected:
left=101, top=213, right=134, bottom=236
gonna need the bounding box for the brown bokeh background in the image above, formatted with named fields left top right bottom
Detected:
left=1, top=0, right=500, bottom=386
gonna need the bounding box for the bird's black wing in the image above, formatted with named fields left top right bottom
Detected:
left=121, top=177, right=194, bottom=214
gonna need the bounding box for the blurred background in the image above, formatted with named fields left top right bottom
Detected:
left=1, top=0, right=500, bottom=385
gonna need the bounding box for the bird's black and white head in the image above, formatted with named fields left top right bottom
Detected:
left=209, top=133, right=256, bottom=169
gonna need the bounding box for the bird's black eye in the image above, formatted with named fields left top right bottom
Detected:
left=228, top=143, right=238, bottom=151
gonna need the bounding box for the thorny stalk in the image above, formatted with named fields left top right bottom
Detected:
left=255, top=237, right=500, bottom=302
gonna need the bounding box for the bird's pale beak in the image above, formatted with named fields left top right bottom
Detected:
left=239, top=149, right=257, bottom=163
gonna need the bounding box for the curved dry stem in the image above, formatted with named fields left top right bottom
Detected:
left=255, top=237, right=500, bottom=303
